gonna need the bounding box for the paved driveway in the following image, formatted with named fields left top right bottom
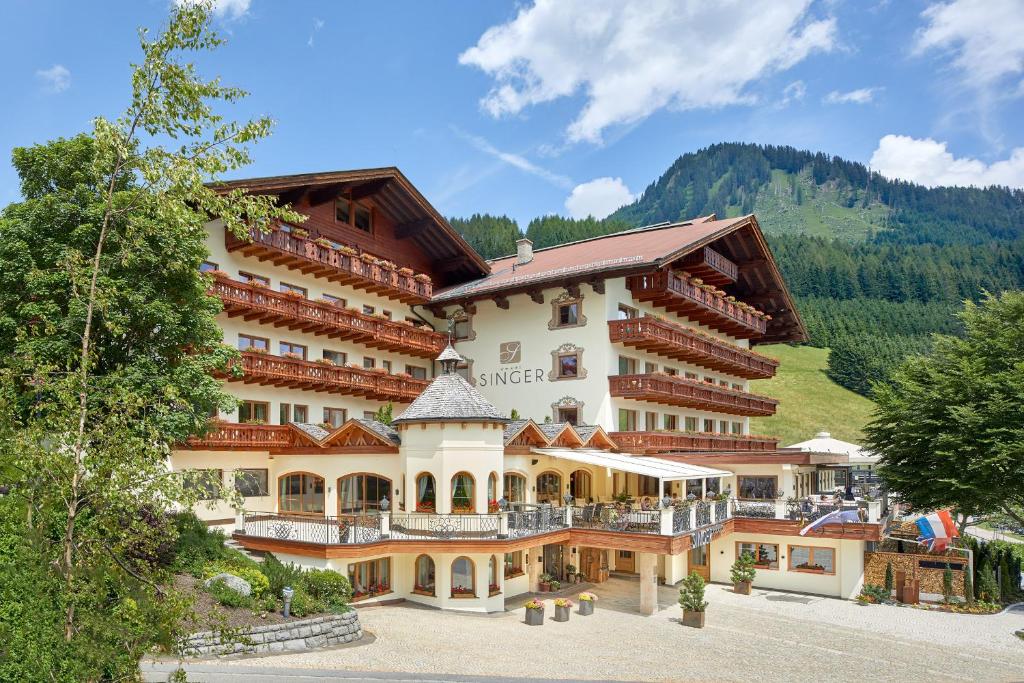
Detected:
left=151, top=578, right=1024, bottom=683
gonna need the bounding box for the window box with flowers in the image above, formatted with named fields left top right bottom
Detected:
left=337, top=245, right=358, bottom=256
left=415, top=501, right=436, bottom=513
left=487, top=499, right=500, bottom=513
left=398, top=267, right=414, bottom=276
left=351, top=582, right=392, bottom=603
left=451, top=585, right=475, bottom=598
left=413, top=273, right=432, bottom=284
left=412, top=583, right=435, bottom=597
left=290, top=227, right=310, bottom=239
left=504, top=566, right=524, bottom=580
left=488, top=583, right=501, bottom=597
left=314, top=358, right=336, bottom=366
left=313, top=237, right=333, bottom=249
left=794, top=563, right=827, bottom=574
left=281, top=351, right=305, bottom=360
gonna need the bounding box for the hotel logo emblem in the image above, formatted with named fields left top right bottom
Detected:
left=499, top=341, right=521, bottom=364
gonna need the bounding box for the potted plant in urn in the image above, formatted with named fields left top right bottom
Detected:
left=730, top=551, right=756, bottom=595
left=553, top=598, right=572, bottom=622
left=679, top=571, right=708, bottom=628
left=549, top=579, right=561, bottom=592
left=578, top=592, right=597, bottom=616
left=539, top=573, right=553, bottom=592
left=524, top=599, right=544, bottom=626
left=565, top=564, right=577, bottom=584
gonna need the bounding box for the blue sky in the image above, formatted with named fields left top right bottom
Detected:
left=2, top=0, right=1023, bottom=228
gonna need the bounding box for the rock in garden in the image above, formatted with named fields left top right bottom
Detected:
left=204, top=572, right=252, bottom=596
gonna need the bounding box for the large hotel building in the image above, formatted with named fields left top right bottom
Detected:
left=173, top=168, right=887, bottom=613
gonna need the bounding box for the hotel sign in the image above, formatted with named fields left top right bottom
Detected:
left=478, top=341, right=545, bottom=387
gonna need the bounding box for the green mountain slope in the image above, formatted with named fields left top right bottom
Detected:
left=750, top=345, right=876, bottom=446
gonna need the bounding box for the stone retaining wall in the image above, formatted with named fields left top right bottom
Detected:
left=183, top=611, right=362, bottom=657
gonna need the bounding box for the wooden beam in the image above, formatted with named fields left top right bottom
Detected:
left=735, top=257, right=768, bottom=269
left=307, top=183, right=347, bottom=207
left=588, top=279, right=605, bottom=295
left=493, top=295, right=509, bottom=310
left=275, top=186, right=308, bottom=208
left=528, top=290, right=545, bottom=304
left=349, top=178, right=391, bottom=201
left=395, top=217, right=433, bottom=239
left=566, top=284, right=581, bottom=298
left=436, top=254, right=474, bottom=272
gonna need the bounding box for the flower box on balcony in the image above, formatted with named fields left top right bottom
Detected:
left=337, top=244, right=358, bottom=255
left=313, top=237, right=333, bottom=248
left=414, top=273, right=432, bottom=283
left=314, top=358, right=336, bottom=366
left=249, top=280, right=268, bottom=288
left=282, top=290, right=304, bottom=299
left=398, top=267, right=414, bottom=276
left=291, top=227, right=310, bottom=238
left=281, top=352, right=304, bottom=360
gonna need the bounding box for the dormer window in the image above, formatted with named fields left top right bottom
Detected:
left=335, top=198, right=373, bottom=234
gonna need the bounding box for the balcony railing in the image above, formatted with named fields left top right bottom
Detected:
left=226, top=225, right=432, bottom=303
left=610, top=430, right=779, bottom=453
left=570, top=506, right=662, bottom=534
left=627, top=271, right=767, bottom=338
left=608, top=316, right=778, bottom=379
left=609, top=374, right=779, bottom=417
left=240, top=512, right=383, bottom=545
left=681, top=246, right=739, bottom=285
left=732, top=498, right=884, bottom=524
left=230, top=351, right=429, bottom=402
left=211, top=274, right=444, bottom=358
left=186, top=423, right=297, bottom=450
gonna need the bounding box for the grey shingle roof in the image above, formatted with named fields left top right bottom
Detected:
left=355, top=419, right=400, bottom=445
left=503, top=419, right=532, bottom=443
left=291, top=422, right=331, bottom=442
left=539, top=422, right=573, bottom=439
left=437, top=344, right=463, bottom=363
left=573, top=424, right=598, bottom=440
left=393, top=372, right=506, bottom=424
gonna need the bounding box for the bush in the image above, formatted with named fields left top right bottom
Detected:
left=678, top=572, right=707, bottom=612
left=262, top=552, right=304, bottom=598
left=300, top=569, right=352, bottom=610
left=288, top=587, right=325, bottom=617
left=203, top=562, right=270, bottom=599
left=858, top=584, right=890, bottom=603
left=206, top=579, right=255, bottom=609
left=171, top=512, right=227, bottom=576
left=884, top=562, right=894, bottom=592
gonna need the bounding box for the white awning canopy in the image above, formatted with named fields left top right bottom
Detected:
left=532, top=448, right=731, bottom=481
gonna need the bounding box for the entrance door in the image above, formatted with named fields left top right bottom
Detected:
left=580, top=548, right=609, bottom=583
left=543, top=544, right=564, bottom=580
left=616, top=550, right=636, bottom=573
left=689, top=545, right=710, bottom=581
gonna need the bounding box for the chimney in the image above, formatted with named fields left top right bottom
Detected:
left=516, top=238, right=534, bottom=265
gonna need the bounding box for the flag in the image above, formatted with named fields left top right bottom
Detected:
left=915, top=509, right=959, bottom=552
left=799, top=508, right=863, bottom=536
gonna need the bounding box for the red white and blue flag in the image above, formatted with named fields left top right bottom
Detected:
left=915, top=509, right=959, bottom=552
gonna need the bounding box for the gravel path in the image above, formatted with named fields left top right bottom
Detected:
left=207, top=579, right=1024, bottom=682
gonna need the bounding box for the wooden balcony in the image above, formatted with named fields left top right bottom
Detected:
left=627, top=271, right=767, bottom=339
left=211, top=274, right=444, bottom=359
left=226, top=225, right=432, bottom=304
left=608, top=316, right=778, bottom=379
left=228, top=351, right=429, bottom=402
left=680, top=246, right=738, bottom=286
left=609, top=373, right=778, bottom=417
left=610, top=431, right=779, bottom=454
left=185, top=423, right=298, bottom=450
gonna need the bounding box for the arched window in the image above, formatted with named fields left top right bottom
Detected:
left=570, top=469, right=592, bottom=502
left=415, top=473, right=436, bottom=512
left=536, top=471, right=562, bottom=504
left=338, top=473, right=392, bottom=515
left=414, top=555, right=435, bottom=596
left=504, top=473, right=526, bottom=504
left=487, top=472, right=498, bottom=512
left=278, top=472, right=325, bottom=515
left=451, top=472, right=475, bottom=513
left=451, top=556, right=475, bottom=597
left=488, top=555, right=500, bottom=595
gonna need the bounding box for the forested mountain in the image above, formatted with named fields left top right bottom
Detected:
left=449, top=143, right=1024, bottom=398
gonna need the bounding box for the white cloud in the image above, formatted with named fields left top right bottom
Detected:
left=174, top=0, right=251, bottom=20
left=869, top=134, right=1024, bottom=188
left=453, top=127, right=573, bottom=189
left=914, top=0, right=1024, bottom=91
left=308, top=17, right=324, bottom=47
left=565, top=177, right=636, bottom=219
left=459, top=0, right=836, bottom=144
left=35, top=64, right=70, bottom=93
left=823, top=87, right=879, bottom=104
left=779, top=80, right=807, bottom=107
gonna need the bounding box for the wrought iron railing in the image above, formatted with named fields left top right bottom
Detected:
left=672, top=506, right=692, bottom=533
left=733, top=500, right=777, bottom=519
left=240, top=512, right=382, bottom=544
left=694, top=501, right=712, bottom=527
left=507, top=504, right=567, bottom=538
left=389, top=513, right=500, bottom=540
left=570, top=505, right=661, bottom=534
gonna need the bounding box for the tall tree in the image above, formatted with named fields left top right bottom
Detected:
left=864, top=292, right=1024, bottom=531
left=0, top=3, right=298, bottom=679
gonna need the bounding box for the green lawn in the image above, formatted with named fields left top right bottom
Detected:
left=750, top=345, right=876, bottom=447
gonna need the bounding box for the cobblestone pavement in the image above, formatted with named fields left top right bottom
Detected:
left=175, top=578, right=1024, bottom=682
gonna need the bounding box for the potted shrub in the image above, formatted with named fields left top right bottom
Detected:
left=565, top=564, right=577, bottom=584
left=731, top=551, right=756, bottom=595
left=678, top=571, right=708, bottom=628
left=578, top=592, right=597, bottom=616
left=549, top=579, right=561, bottom=592
left=553, top=598, right=572, bottom=622
left=524, top=599, right=544, bottom=626
left=539, top=573, right=553, bottom=592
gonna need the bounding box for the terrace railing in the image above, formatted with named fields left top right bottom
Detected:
left=627, top=271, right=767, bottom=338
left=609, top=430, right=779, bottom=453
left=240, top=512, right=382, bottom=545
left=609, top=373, right=779, bottom=417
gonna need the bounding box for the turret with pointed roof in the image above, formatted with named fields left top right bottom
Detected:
left=393, top=344, right=507, bottom=425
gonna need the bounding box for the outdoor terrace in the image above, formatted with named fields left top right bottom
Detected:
left=608, top=316, right=778, bottom=379
left=211, top=274, right=444, bottom=358
left=627, top=271, right=768, bottom=339
left=609, top=373, right=779, bottom=416
left=228, top=350, right=429, bottom=402
left=226, top=224, right=432, bottom=304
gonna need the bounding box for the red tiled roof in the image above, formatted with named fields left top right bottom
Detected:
left=434, top=216, right=745, bottom=301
